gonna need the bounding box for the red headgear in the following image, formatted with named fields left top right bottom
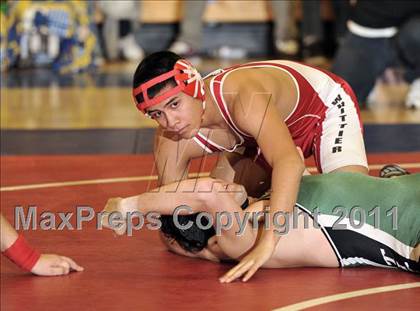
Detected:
left=132, top=59, right=205, bottom=114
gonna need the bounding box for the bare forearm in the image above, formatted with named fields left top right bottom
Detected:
left=158, top=162, right=190, bottom=186
left=264, top=159, right=304, bottom=239
left=119, top=178, right=216, bottom=216
left=118, top=177, right=247, bottom=218
left=154, top=130, right=198, bottom=186
left=1, top=214, right=19, bottom=251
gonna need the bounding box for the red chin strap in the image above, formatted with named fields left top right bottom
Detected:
left=132, top=59, right=205, bottom=114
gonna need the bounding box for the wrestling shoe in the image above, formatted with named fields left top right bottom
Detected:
left=379, top=164, right=410, bottom=178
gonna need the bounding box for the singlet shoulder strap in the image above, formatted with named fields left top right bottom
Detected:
left=209, top=67, right=253, bottom=139
left=193, top=131, right=244, bottom=154
left=203, top=68, right=225, bottom=80
left=193, top=67, right=249, bottom=154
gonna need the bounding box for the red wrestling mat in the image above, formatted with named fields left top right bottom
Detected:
left=1, top=153, right=419, bottom=311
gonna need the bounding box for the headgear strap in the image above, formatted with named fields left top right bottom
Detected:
left=133, top=59, right=205, bottom=114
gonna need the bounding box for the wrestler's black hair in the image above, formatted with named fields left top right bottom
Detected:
left=132, top=51, right=182, bottom=104
left=160, top=199, right=250, bottom=253
left=160, top=213, right=216, bottom=253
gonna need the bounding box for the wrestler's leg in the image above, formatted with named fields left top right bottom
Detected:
left=316, top=81, right=369, bottom=175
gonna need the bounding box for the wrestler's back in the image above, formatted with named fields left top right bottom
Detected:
left=204, top=60, right=336, bottom=123
left=262, top=173, right=420, bottom=269
left=221, top=66, right=298, bottom=121
left=297, top=172, right=420, bottom=248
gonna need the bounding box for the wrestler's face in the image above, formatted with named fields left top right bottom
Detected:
left=146, top=86, right=203, bottom=139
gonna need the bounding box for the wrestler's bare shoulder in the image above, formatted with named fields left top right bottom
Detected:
left=222, top=68, right=298, bottom=120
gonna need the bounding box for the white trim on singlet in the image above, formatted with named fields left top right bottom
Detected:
left=203, top=68, right=225, bottom=80
left=207, top=80, right=246, bottom=152
left=192, top=136, right=214, bottom=154
left=296, top=203, right=417, bottom=268
left=317, top=214, right=414, bottom=260
left=210, top=78, right=249, bottom=139
left=341, top=257, right=393, bottom=269
left=203, top=61, right=345, bottom=154
left=194, top=131, right=243, bottom=153
left=296, top=203, right=344, bottom=266
left=193, top=68, right=243, bottom=153
left=286, top=114, right=321, bottom=127
left=273, top=60, right=344, bottom=111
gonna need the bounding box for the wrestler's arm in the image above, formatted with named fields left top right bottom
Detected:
left=0, top=214, right=18, bottom=252
left=220, top=83, right=305, bottom=282
left=1, top=214, right=83, bottom=276
left=240, top=147, right=308, bottom=221
left=154, top=127, right=210, bottom=185
left=101, top=178, right=246, bottom=230
left=154, top=129, right=189, bottom=185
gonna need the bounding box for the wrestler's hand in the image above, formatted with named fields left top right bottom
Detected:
left=101, top=197, right=127, bottom=235
left=31, top=254, right=84, bottom=276
left=219, top=236, right=276, bottom=283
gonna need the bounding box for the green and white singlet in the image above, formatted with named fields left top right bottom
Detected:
left=295, top=172, right=420, bottom=273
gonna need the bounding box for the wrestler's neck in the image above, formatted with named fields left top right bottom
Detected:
left=196, top=76, right=226, bottom=129
left=200, top=92, right=230, bottom=130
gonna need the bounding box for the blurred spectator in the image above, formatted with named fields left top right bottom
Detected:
left=301, top=0, right=324, bottom=62
left=169, top=0, right=251, bottom=61
left=273, top=0, right=352, bottom=62
left=271, top=0, right=299, bottom=58
left=300, top=0, right=351, bottom=63
left=169, top=0, right=300, bottom=60
left=169, top=0, right=206, bottom=58
left=98, top=0, right=143, bottom=61
left=332, top=0, right=420, bottom=108
left=0, top=0, right=98, bottom=73
left=331, top=0, right=351, bottom=44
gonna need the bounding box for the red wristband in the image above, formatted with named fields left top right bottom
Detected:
left=2, top=234, right=41, bottom=272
